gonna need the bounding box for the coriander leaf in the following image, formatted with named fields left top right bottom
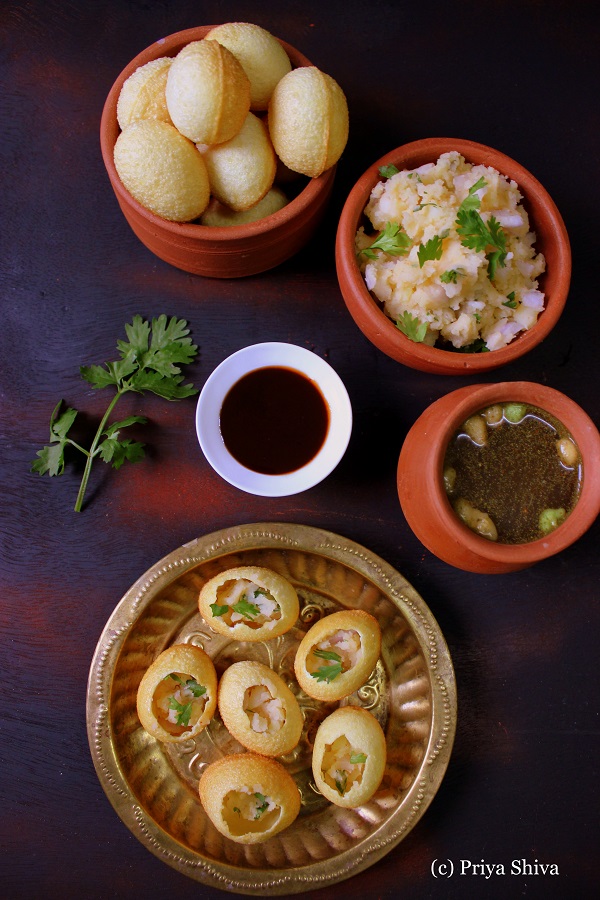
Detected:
left=440, top=268, right=463, bottom=284
left=31, top=402, right=78, bottom=477
left=167, top=673, right=182, bottom=682
left=395, top=311, right=428, bottom=343
left=453, top=338, right=489, bottom=353
left=350, top=752, right=367, bottom=765
left=458, top=177, right=487, bottom=214
left=168, top=696, right=192, bottom=727
left=232, top=597, right=261, bottom=619
left=379, top=164, right=399, bottom=178
left=418, top=234, right=445, bottom=267
left=413, top=202, right=438, bottom=212
left=254, top=793, right=269, bottom=818
left=210, top=603, right=229, bottom=617
left=311, top=662, right=343, bottom=683
left=185, top=678, right=206, bottom=698
left=334, top=771, right=348, bottom=795
left=233, top=807, right=241, bottom=815
left=32, top=316, right=199, bottom=511
left=455, top=208, right=491, bottom=253
left=360, top=222, right=411, bottom=260
left=313, top=648, right=342, bottom=663
left=503, top=291, right=518, bottom=308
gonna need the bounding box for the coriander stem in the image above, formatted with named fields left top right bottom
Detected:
left=73, top=388, right=125, bottom=512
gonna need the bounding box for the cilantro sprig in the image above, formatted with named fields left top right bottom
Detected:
left=360, top=222, right=411, bottom=260
left=455, top=178, right=507, bottom=280
left=254, top=793, right=269, bottom=819
left=31, top=316, right=198, bottom=512
left=395, top=311, right=428, bottom=343
left=168, top=696, right=193, bottom=727
left=418, top=232, right=448, bottom=268
left=311, top=648, right=343, bottom=683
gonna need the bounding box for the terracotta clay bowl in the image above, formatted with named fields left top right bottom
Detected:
left=335, top=138, right=571, bottom=374
left=100, top=26, right=336, bottom=278
left=397, top=382, right=600, bottom=573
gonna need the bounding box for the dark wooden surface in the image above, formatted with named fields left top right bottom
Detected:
left=2, top=1, right=599, bottom=897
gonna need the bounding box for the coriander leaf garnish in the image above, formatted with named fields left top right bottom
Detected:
left=395, top=311, right=428, bottom=343
left=167, top=673, right=182, bottom=682
left=185, top=678, right=206, bottom=698
left=313, top=649, right=343, bottom=662
left=418, top=234, right=445, bottom=268
left=413, top=202, right=439, bottom=212
left=311, top=662, right=343, bottom=683
left=458, top=177, right=488, bottom=214
left=334, top=771, right=348, bottom=795
left=455, top=208, right=507, bottom=279
left=210, top=602, right=229, bottom=618
left=168, top=696, right=192, bottom=727
left=360, top=222, right=411, bottom=260
left=350, top=752, right=367, bottom=765
left=379, top=164, right=399, bottom=179
left=454, top=338, right=489, bottom=353
left=31, top=315, right=198, bottom=512
left=254, top=793, right=269, bottom=818
left=232, top=596, right=261, bottom=619
left=503, top=291, right=518, bottom=308
left=440, top=268, right=463, bottom=284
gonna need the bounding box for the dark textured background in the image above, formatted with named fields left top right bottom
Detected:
left=1, top=1, right=599, bottom=897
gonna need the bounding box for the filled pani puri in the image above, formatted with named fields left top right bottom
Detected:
left=312, top=706, right=387, bottom=808
left=136, top=644, right=217, bottom=743
left=198, top=565, right=299, bottom=641
left=294, top=609, right=381, bottom=702
left=218, top=660, right=303, bottom=756
left=199, top=753, right=301, bottom=844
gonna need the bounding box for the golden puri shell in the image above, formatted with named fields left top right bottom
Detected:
left=199, top=186, right=288, bottom=226
left=116, top=57, right=173, bottom=130
left=205, top=22, right=292, bottom=111
left=312, top=707, right=387, bottom=808
left=113, top=119, right=210, bottom=222
left=198, top=112, right=276, bottom=211
left=268, top=66, right=349, bottom=177
left=136, top=643, right=217, bottom=743
left=199, top=752, right=301, bottom=844
left=294, top=609, right=381, bottom=702
left=218, top=660, right=303, bottom=756
left=198, top=565, right=299, bottom=641
left=165, top=39, right=250, bottom=144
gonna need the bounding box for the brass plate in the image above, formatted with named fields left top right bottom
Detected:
left=87, top=523, right=456, bottom=893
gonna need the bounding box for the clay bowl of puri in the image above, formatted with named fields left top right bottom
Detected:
left=196, top=342, right=353, bottom=496
left=335, top=137, right=571, bottom=374
left=397, top=382, right=600, bottom=573
left=100, top=26, right=341, bottom=278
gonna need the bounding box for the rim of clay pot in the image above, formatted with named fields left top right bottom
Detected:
left=397, top=382, right=600, bottom=572
left=100, top=26, right=335, bottom=245
left=336, top=138, right=571, bottom=375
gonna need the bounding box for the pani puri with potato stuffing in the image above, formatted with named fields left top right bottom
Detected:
left=198, top=565, right=299, bottom=640
left=199, top=753, right=301, bottom=844
left=136, top=643, right=217, bottom=743
left=312, top=706, right=387, bottom=808
left=218, top=660, right=303, bottom=756
left=294, top=609, right=381, bottom=701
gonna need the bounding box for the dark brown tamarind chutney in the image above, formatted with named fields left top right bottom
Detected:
left=219, top=366, right=330, bottom=475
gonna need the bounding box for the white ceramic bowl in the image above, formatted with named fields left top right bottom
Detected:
left=196, top=342, right=352, bottom=496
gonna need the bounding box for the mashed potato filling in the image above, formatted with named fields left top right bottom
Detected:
left=355, top=151, right=546, bottom=351
left=243, top=684, right=286, bottom=733
left=321, top=735, right=366, bottom=796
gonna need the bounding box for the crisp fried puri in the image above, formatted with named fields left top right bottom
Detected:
left=197, top=112, right=276, bottom=211
left=268, top=66, right=349, bottom=178
left=205, top=22, right=292, bottom=111
left=293, top=609, right=381, bottom=702
left=116, top=57, right=173, bottom=130
left=312, top=706, right=386, bottom=808
left=165, top=40, right=250, bottom=145
left=136, top=644, right=217, bottom=744
left=200, top=186, right=288, bottom=227
left=198, top=566, right=299, bottom=641
left=199, top=753, right=300, bottom=844
left=218, top=661, right=303, bottom=756
left=113, top=120, right=210, bottom=222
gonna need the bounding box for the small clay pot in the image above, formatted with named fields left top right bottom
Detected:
left=397, top=382, right=600, bottom=573
left=335, top=138, right=571, bottom=374
left=100, top=27, right=336, bottom=278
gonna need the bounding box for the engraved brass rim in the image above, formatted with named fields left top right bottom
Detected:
left=86, top=523, right=457, bottom=893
